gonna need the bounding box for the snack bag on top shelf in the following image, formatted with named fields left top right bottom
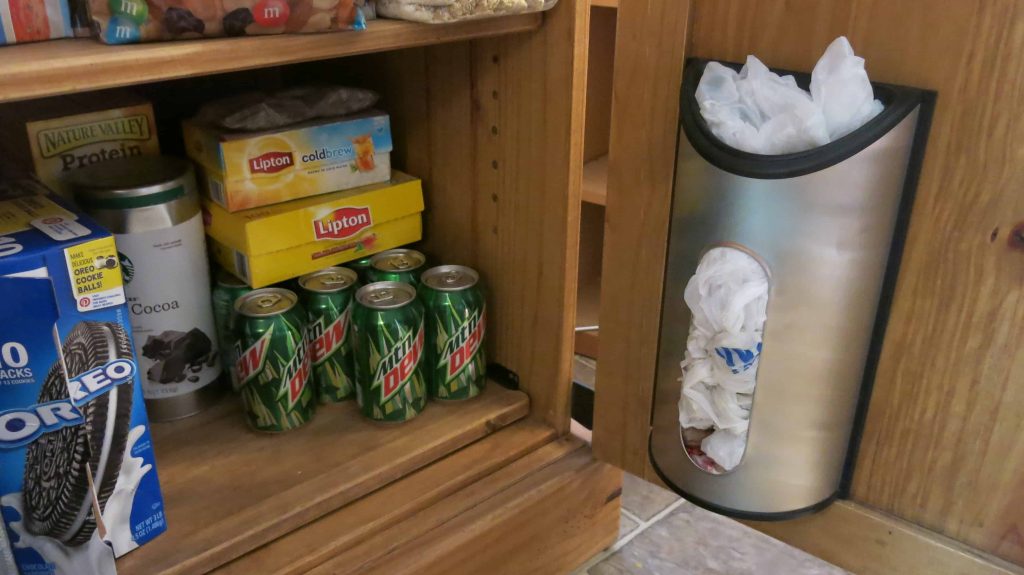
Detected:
left=375, top=0, right=553, bottom=24
left=0, top=0, right=73, bottom=45
left=87, top=0, right=371, bottom=44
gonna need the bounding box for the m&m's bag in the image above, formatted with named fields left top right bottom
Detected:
left=88, top=0, right=371, bottom=44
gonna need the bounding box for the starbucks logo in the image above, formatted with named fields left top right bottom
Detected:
left=119, top=252, right=135, bottom=283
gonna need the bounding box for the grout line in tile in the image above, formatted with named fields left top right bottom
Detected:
left=572, top=498, right=690, bottom=574
left=620, top=509, right=643, bottom=525
left=632, top=497, right=687, bottom=536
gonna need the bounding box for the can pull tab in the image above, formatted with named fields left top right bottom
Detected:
left=392, top=257, right=411, bottom=270
left=256, top=294, right=281, bottom=308
left=443, top=271, right=460, bottom=285
left=370, top=289, right=394, bottom=304
left=323, top=275, right=346, bottom=287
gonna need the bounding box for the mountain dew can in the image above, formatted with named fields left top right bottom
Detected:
left=419, top=266, right=487, bottom=400
left=368, top=249, right=427, bottom=288
left=212, top=269, right=251, bottom=391
left=234, top=288, right=316, bottom=432
left=346, top=257, right=374, bottom=285
left=299, top=267, right=358, bottom=404
left=352, top=281, right=428, bottom=423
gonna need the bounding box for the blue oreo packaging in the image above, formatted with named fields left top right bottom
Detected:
left=0, top=173, right=166, bottom=574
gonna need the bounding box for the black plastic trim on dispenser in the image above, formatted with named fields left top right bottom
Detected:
left=648, top=57, right=936, bottom=519
left=680, top=59, right=925, bottom=180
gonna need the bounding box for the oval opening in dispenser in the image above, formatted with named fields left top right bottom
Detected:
left=677, top=245, right=770, bottom=475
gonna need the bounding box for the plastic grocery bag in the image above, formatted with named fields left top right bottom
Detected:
left=811, top=37, right=885, bottom=140
left=678, top=247, right=769, bottom=472
left=696, top=37, right=883, bottom=154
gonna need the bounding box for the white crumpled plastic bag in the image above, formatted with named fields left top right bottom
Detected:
left=678, top=247, right=768, bottom=472
left=695, top=37, right=884, bottom=154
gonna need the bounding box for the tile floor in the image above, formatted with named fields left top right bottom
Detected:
left=570, top=355, right=847, bottom=574
left=572, top=474, right=849, bottom=575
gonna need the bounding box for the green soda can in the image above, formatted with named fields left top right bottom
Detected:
left=345, top=257, right=374, bottom=285
left=298, top=267, right=358, bottom=404
left=351, top=281, right=428, bottom=423
left=234, top=287, right=316, bottom=432
left=212, top=269, right=251, bottom=391
left=419, top=265, right=487, bottom=400
left=368, top=249, right=427, bottom=288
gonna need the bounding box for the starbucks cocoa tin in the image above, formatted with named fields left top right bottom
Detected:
left=70, top=156, right=225, bottom=421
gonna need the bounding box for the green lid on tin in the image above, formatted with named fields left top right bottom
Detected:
left=69, top=156, right=195, bottom=210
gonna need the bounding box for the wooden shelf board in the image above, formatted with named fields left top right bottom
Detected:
left=574, top=329, right=600, bottom=359
left=582, top=155, right=608, bottom=205
left=0, top=15, right=542, bottom=104
left=222, top=437, right=617, bottom=575
left=591, top=0, right=619, bottom=8
left=117, top=384, right=529, bottom=575
left=327, top=439, right=619, bottom=575
left=216, top=420, right=559, bottom=575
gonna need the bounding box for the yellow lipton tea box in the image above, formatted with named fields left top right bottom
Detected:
left=203, top=172, right=423, bottom=287
left=0, top=91, right=160, bottom=198
left=184, top=111, right=393, bottom=212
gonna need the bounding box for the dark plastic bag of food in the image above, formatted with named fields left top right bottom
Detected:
left=193, top=85, right=380, bottom=131
left=88, top=0, right=370, bottom=44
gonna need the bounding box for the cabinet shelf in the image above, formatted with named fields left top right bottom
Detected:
left=0, top=15, right=542, bottom=104
left=116, top=384, right=529, bottom=575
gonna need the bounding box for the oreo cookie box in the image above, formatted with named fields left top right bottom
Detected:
left=0, top=173, right=166, bottom=575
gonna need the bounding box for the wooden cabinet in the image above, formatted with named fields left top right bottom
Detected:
left=4, top=1, right=1021, bottom=573
left=0, top=5, right=623, bottom=574
left=592, top=1, right=1024, bottom=574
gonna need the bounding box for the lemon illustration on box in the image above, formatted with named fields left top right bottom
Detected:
left=184, top=111, right=393, bottom=212
left=203, top=172, right=424, bottom=288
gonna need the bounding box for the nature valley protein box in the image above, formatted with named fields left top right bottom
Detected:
left=0, top=91, right=160, bottom=199
left=0, top=170, right=166, bottom=575
left=203, top=171, right=423, bottom=288
left=184, top=110, right=392, bottom=212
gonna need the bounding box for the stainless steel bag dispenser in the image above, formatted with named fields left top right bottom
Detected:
left=648, top=59, right=934, bottom=520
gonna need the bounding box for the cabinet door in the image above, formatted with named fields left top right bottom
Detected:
left=590, top=0, right=689, bottom=482
left=591, top=0, right=1024, bottom=573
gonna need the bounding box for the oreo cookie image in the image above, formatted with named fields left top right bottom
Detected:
left=23, top=321, right=135, bottom=546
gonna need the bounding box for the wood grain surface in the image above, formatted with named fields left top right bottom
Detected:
left=583, top=7, right=617, bottom=162
left=745, top=501, right=1024, bottom=575
left=0, top=17, right=542, bottom=104
left=343, top=439, right=621, bottom=575
left=575, top=202, right=605, bottom=358
left=216, top=420, right=558, bottom=575
left=339, top=0, right=588, bottom=433
left=592, top=0, right=691, bottom=475
left=117, top=386, right=529, bottom=574
left=464, top=0, right=590, bottom=431
left=686, top=0, right=1024, bottom=564
left=582, top=155, right=609, bottom=205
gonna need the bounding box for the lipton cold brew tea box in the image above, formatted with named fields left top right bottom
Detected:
left=203, top=172, right=423, bottom=287
left=184, top=111, right=393, bottom=212
left=0, top=91, right=160, bottom=199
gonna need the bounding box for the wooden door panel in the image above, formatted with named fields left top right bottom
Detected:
left=595, top=0, right=1024, bottom=567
